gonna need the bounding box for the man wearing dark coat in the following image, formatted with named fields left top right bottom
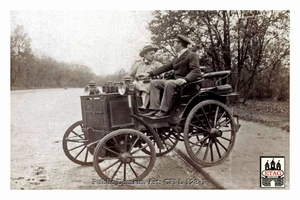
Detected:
left=139, top=34, right=202, bottom=117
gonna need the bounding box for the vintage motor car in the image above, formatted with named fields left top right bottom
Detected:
left=62, top=69, right=241, bottom=181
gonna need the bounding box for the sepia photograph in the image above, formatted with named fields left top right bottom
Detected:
left=5, top=1, right=297, bottom=197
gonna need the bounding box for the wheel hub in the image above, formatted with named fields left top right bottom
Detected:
left=119, top=153, right=133, bottom=163
left=209, top=128, right=222, bottom=137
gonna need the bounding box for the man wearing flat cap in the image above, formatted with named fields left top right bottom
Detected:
left=141, top=34, right=201, bottom=117
left=127, top=45, right=162, bottom=111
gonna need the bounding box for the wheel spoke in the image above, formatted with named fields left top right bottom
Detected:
left=84, top=147, right=89, bottom=162
left=190, top=135, right=209, bottom=148
left=132, top=155, right=152, bottom=159
left=210, top=142, right=214, bottom=162
left=189, top=132, right=206, bottom=137
left=167, top=137, right=176, bottom=146
left=66, top=137, right=86, bottom=143
left=103, top=146, right=120, bottom=156
left=124, top=134, right=128, bottom=152
left=219, top=136, right=232, bottom=142
left=102, top=160, right=121, bottom=172
left=189, top=139, right=202, bottom=147
left=162, top=137, right=174, bottom=150
left=123, top=163, right=127, bottom=181
left=169, top=135, right=177, bottom=141
left=128, top=136, right=140, bottom=152
left=113, top=137, right=123, bottom=152
left=195, top=137, right=208, bottom=156
left=158, top=141, right=162, bottom=153
left=132, top=161, right=147, bottom=169
left=203, top=139, right=212, bottom=161
left=74, top=145, right=87, bottom=159
left=208, top=104, right=211, bottom=118
left=216, top=138, right=228, bottom=152
left=193, top=113, right=209, bottom=129
left=68, top=143, right=85, bottom=151
left=111, top=162, right=123, bottom=180
left=129, top=163, right=138, bottom=178
left=97, top=157, right=118, bottom=161
left=71, top=130, right=84, bottom=139
left=195, top=145, right=203, bottom=157
left=221, top=129, right=233, bottom=132
left=152, top=140, right=159, bottom=151
left=201, top=107, right=212, bottom=129
left=218, top=119, right=232, bottom=129
left=216, top=111, right=226, bottom=126
left=215, top=142, right=222, bottom=158
left=214, top=106, right=219, bottom=127
left=131, top=143, right=149, bottom=155
left=190, top=123, right=210, bottom=133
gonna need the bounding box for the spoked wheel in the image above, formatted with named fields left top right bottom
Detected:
left=173, top=131, right=184, bottom=141
left=184, top=100, right=236, bottom=167
left=171, top=125, right=185, bottom=141
left=142, top=128, right=178, bottom=157
left=62, top=121, right=95, bottom=165
left=93, top=129, right=156, bottom=181
left=172, top=132, right=184, bottom=141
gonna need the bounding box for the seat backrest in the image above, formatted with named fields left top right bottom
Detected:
left=168, top=78, right=202, bottom=114
left=202, top=70, right=231, bottom=87
left=180, top=78, right=202, bottom=95
left=169, top=70, right=231, bottom=111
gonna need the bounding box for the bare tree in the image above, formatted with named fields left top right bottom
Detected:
left=148, top=10, right=290, bottom=102
left=10, top=25, right=34, bottom=87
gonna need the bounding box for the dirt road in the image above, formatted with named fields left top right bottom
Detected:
left=10, top=88, right=290, bottom=190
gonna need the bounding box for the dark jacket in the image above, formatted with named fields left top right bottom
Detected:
left=149, top=50, right=201, bottom=83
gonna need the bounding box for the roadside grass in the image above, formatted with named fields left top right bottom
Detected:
left=229, top=99, right=290, bottom=132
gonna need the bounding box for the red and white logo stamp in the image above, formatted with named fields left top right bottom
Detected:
left=260, top=156, right=285, bottom=187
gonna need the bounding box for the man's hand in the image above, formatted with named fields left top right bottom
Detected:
left=137, top=72, right=150, bottom=78
left=175, top=78, right=187, bottom=86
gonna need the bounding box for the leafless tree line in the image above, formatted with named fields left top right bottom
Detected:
left=11, top=10, right=289, bottom=102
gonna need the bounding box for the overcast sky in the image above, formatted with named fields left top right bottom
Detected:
left=11, top=10, right=154, bottom=75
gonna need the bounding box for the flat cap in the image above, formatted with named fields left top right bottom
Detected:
left=176, top=34, right=192, bottom=45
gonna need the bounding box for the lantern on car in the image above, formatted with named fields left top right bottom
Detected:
left=118, top=82, right=128, bottom=95
left=117, top=76, right=135, bottom=95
